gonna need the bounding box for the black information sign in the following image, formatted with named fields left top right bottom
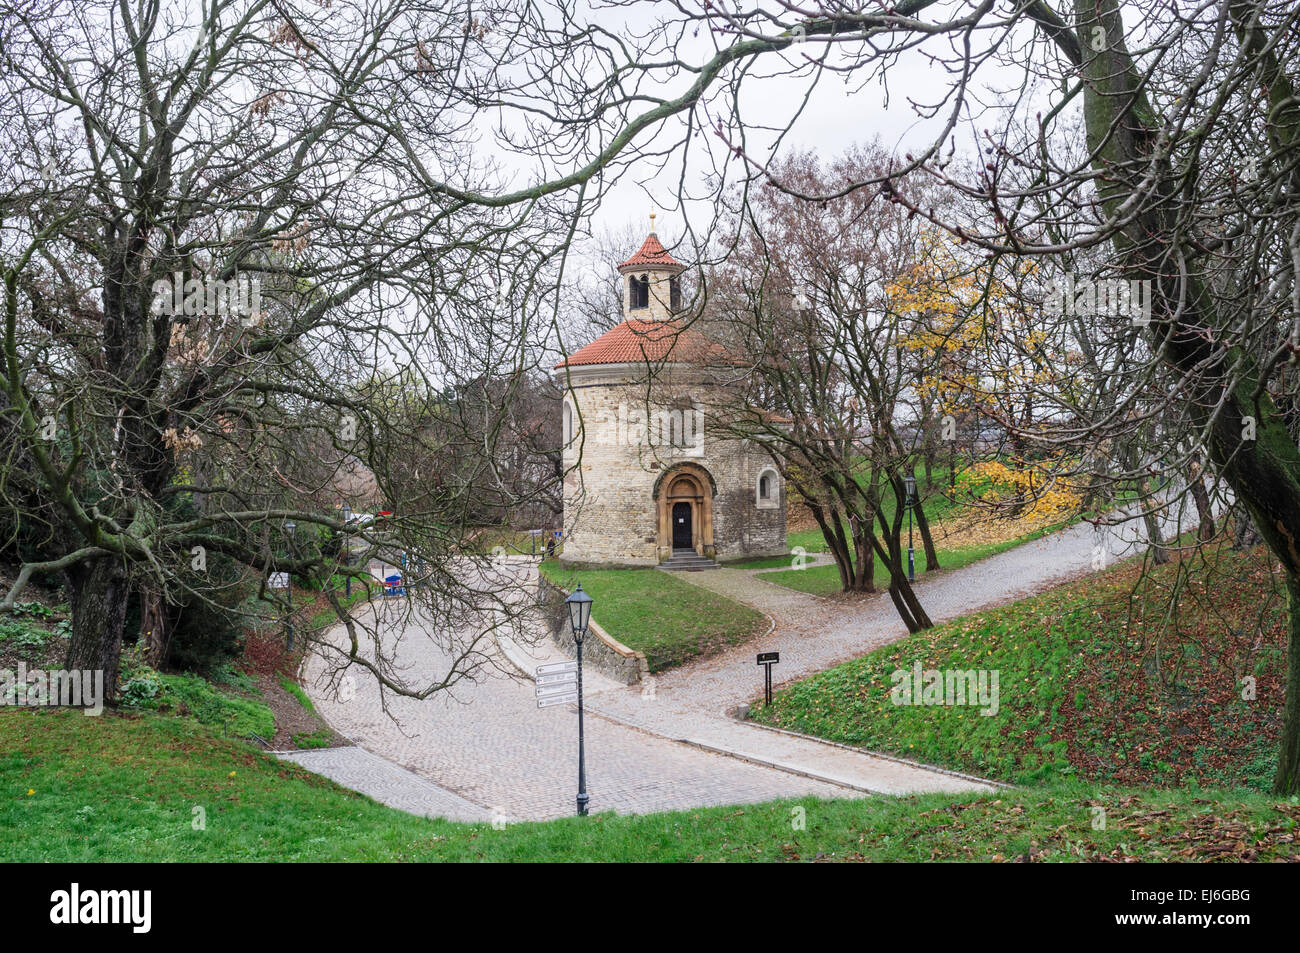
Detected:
left=756, top=652, right=780, bottom=705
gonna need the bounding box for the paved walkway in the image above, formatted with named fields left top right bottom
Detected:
left=278, top=745, right=494, bottom=822
left=572, top=520, right=1139, bottom=797
left=289, top=507, right=1176, bottom=822
left=645, top=518, right=1121, bottom=709
left=296, top=570, right=850, bottom=822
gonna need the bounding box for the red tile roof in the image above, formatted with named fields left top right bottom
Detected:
left=617, top=232, right=682, bottom=271
left=555, top=319, right=732, bottom=369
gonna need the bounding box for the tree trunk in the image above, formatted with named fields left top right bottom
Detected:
left=923, top=420, right=935, bottom=485
left=915, top=496, right=940, bottom=571
left=886, top=581, right=921, bottom=632
left=139, top=584, right=171, bottom=667
left=809, top=499, right=853, bottom=591
left=852, top=522, right=875, bottom=592
left=873, top=482, right=933, bottom=632
left=1069, top=0, right=1300, bottom=791
left=1232, top=502, right=1262, bottom=550
left=1121, top=443, right=1170, bottom=566
left=63, top=558, right=130, bottom=703
left=1276, top=574, right=1300, bottom=793
left=1188, top=455, right=1215, bottom=542
left=1139, top=476, right=1171, bottom=566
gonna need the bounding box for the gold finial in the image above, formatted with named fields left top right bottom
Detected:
left=649, top=211, right=656, bottom=232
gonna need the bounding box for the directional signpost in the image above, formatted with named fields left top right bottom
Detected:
left=536, top=661, right=578, bottom=709
left=537, top=661, right=578, bottom=676
left=757, top=651, right=780, bottom=706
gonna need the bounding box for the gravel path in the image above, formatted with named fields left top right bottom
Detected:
left=292, top=508, right=1175, bottom=821
left=297, top=580, right=850, bottom=822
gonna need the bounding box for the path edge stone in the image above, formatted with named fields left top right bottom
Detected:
left=728, top=711, right=1015, bottom=791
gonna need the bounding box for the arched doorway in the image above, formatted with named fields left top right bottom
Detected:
left=672, top=501, right=693, bottom=549
left=653, top=463, right=716, bottom=560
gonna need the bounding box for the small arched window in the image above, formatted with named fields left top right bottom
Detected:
left=670, top=275, right=682, bottom=312
left=759, top=473, right=772, bottom=499
left=756, top=467, right=779, bottom=507
left=562, top=401, right=573, bottom=446
left=630, top=274, right=650, bottom=310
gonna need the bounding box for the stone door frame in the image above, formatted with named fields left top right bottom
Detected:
left=653, top=462, right=716, bottom=560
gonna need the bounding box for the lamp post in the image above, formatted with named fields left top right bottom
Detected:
left=903, top=475, right=916, bottom=583
left=284, top=521, right=296, bottom=650
left=565, top=583, right=593, bottom=817
left=341, top=504, right=353, bottom=597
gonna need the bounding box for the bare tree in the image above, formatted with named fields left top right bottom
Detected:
left=0, top=0, right=755, bottom=698
left=700, top=145, right=955, bottom=628
left=672, top=0, right=1300, bottom=790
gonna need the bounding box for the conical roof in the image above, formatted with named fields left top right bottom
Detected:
left=617, top=232, right=682, bottom=272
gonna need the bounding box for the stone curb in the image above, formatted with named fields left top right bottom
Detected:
left=728, top=713, right=1013, bottom=791
left=671, top=737, right=885, bottom=795
left=494, top=631, right=540, bottom=680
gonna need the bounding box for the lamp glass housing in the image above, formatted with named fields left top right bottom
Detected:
left=565, top=584, right=593, bottom=642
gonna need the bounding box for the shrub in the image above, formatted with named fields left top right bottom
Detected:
left=119, top=669, right=164, bottom=710
left=0, top=619, right=54, bottom=651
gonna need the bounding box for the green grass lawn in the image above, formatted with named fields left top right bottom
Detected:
left=116, top=668, right=276, bottom=741
left=3, top=708, right=1296, bottom=861
left=539, top=561, right=766, bottom=671
left=727, top=464, right=1065, bottom=592
left=776, top=467, right=978, bottom=557
left=750, top=544, right=1289, bottom=791
left=279, top=676, right=316, bottom=714
left=757, top=522, right=1066, bottom=596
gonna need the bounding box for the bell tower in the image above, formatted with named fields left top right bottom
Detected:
left=617, top=213, right=684, bottom=321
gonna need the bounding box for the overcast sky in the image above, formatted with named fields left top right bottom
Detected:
left=567, top=3, right=1033, bottom=273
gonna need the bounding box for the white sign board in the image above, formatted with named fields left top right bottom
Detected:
left=536, top=671, right=577, bottom=688
left=537, top=692, right=578, bottom=708
left=535, top=661, right=578, bottom=677
left=269, top=572, right=290, bottom=590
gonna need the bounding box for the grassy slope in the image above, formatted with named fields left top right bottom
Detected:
left=751, top=544, right=1288, bottom=791
left=3, top=709, right=1297, bottom=862
left=538, top=561, right=766, bottom=671
left=774, top=467, right=976, bottom=558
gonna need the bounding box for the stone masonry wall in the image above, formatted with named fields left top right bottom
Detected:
left=559, top=369, right=786, bottom=566
left=537, top=575, right=647, bottom=685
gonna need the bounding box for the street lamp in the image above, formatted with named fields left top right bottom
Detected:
left=565, top=583, right=594, bottom=817
left=284, top=521, right=297, bottom=650
left=903, top=476, right=916, bottom=583
left=341, top=504, right=353, bottom=597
